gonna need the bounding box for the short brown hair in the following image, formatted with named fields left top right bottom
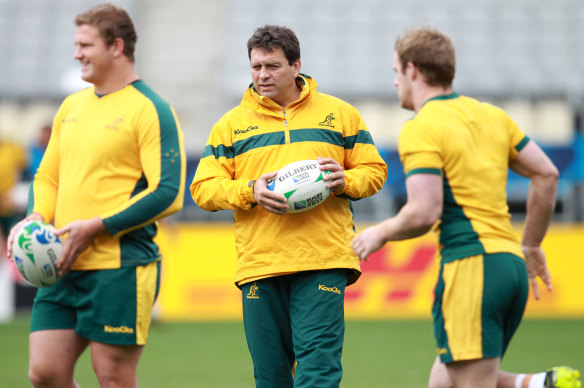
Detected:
left=395, top=27, right=455, bottom=88
left=75, top=3, right=137, bottom=61
left=247, top=25, right=300, bottom=65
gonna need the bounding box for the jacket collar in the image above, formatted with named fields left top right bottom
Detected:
left=241, top=74, right=317, bottom=116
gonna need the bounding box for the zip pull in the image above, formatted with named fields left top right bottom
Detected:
left=283, top=109, right=288, bottom=127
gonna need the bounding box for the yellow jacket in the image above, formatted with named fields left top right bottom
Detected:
left=191, top=75, right=387, bottom=286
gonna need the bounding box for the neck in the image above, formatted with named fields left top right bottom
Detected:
left=94, top=63, right=139, bottom=95
left=413, top=85, right=453, bottom=112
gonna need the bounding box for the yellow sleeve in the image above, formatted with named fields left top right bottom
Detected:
left=190, top=118, right=256, bottom=211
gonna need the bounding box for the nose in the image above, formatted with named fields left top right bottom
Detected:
left=258, top=66, right=270, bottom=80
left=73, top=46, right=82, bottom=60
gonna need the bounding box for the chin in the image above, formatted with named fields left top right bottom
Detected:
left=399, top=101, right=412, bottom=111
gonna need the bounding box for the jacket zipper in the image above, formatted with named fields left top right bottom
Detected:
left=283, top=109, right=290, bottom=144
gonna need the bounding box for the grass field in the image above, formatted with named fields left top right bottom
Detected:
left=1, top=315, right=582, bottom=387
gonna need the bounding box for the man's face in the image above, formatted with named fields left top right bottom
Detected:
left=393, top=51, right=414, bottom=111
left=250, top=46, right=301, bottom=107
left=73, top=24, right=115, bottom=87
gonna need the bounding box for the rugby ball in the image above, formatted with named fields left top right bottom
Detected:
left=11, top=220, right=62, bottom=287
left=268, top=159, right=333, bottom=213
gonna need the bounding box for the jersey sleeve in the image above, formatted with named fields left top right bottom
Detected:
left=30, top=105, right=63, bottom=221
left=190, top=116, right=256, bottom=211
left=506, top=115, right=529, bottom=160
left=338, top=105, right=387, bottom=200
left=101, top=104, right=186, bottom=237
left=398, top=118, right=443, bottom=177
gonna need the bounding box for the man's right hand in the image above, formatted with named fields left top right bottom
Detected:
left=253, top=171, right=289, bottom=215
left=6, top=213, right=44, bottom=260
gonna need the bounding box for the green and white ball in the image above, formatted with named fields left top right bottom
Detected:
left=12, top=220, right=62, bottom=287
left=268, top=159, right=333, bottom=213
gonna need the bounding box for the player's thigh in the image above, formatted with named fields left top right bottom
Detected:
left=29, top=329, right=89, bottom=380
left=446, top=357, right=500, bottom=388
left=428, top=356, right=453, bottom=388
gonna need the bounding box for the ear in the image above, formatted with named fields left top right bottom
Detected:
left=405, top=62, right=418, bottom=80
left=111, top=37, right=125, bottom=58
left=293, top=59, right=301, bottom=78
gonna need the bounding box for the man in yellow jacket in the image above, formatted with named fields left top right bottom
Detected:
left=191, top=25, right=387, bottom=388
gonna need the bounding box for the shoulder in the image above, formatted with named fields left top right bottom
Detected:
left=313, top=91, right=358, bottom=112
left=216, top=105, right=247, bottom=127
left=61, top=86, right=94, bottom=105
left=130, top=80, right=172, bottom=110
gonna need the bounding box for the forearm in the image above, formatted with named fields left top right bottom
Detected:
left=191, top=176, right=255, bottom=211
left=377, top=202, right=435, bottom=242
left=522, top=173, right=558, bottom=246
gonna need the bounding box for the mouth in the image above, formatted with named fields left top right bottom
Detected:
left=259, top=83, right=273, bottom=89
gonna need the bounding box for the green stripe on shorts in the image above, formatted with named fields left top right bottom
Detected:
left=433, top=253, right=528, bottom=363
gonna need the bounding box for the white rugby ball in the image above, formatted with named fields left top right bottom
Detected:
left=268, top=159, right=333, bottom=213
left=11, top=220, right=62, bottom=287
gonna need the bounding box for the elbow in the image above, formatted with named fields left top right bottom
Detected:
left=405, top=204, right=440, bottom=234
left=190, top=184, right=213, bottom=211
left=548, top=165, right=559, bottom=184
left=536, top=164, right=559, bottom=188
left=415, top=214, right=439, bottom=233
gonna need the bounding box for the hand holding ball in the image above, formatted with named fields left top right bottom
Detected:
left=267, top=160, right=333, bottom=213
left=11, top=220, right=62, bottom=287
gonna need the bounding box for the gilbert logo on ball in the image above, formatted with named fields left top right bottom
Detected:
left=12, top=220, right=62, bottom=287
left=268, top=159, right=333, bottom=213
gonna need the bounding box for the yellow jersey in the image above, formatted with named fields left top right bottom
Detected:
left=32, top=81, right=186, bottom=270
left=399, top=93, right=527, bottom=263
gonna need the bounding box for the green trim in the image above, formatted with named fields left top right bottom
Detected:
left=439, top=174, right=485, bottom=262
left=202, top=143, right=234, bottom=159
left=233, top=132, right=286, bottom=156
left=432, top=265, right=451, bottom=362
left=344, top=130, right=375, bottom=149
left=26, top=182, right=34, bottom=215
left=207, top=128, right=375, bottom=160
left=119, top=224, right=160, bottom=267
left=405, top=168, right=442, bottom=178
left=426, top=92, right=460, bottom=103
left=103, top=80, right=182, bottom=246
left=515, top=135, right=530, bottom=152
left=290, top=128, right=343, bottom=146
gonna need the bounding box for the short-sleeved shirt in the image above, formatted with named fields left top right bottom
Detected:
left=399, top=93, right=528, bottom=263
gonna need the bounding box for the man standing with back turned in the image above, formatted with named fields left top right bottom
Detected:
left=191, top=25, right=387, bottom=388
left=6, top=3, right=185, bottom=387
left=352, top=27, right=580, bottom=388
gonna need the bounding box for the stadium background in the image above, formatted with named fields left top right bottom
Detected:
left=0, top=0, right=583, bottom=323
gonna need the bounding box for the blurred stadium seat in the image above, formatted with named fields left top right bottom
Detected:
left=0, top=0, right=582, bottom=221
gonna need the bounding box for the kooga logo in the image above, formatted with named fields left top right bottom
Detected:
left=234, top=126, right=258, bottom=135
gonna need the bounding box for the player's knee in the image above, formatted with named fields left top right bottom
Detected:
left=29, top=362, right=64, bottom=388
left=93, top=365, right=137, bottom=388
